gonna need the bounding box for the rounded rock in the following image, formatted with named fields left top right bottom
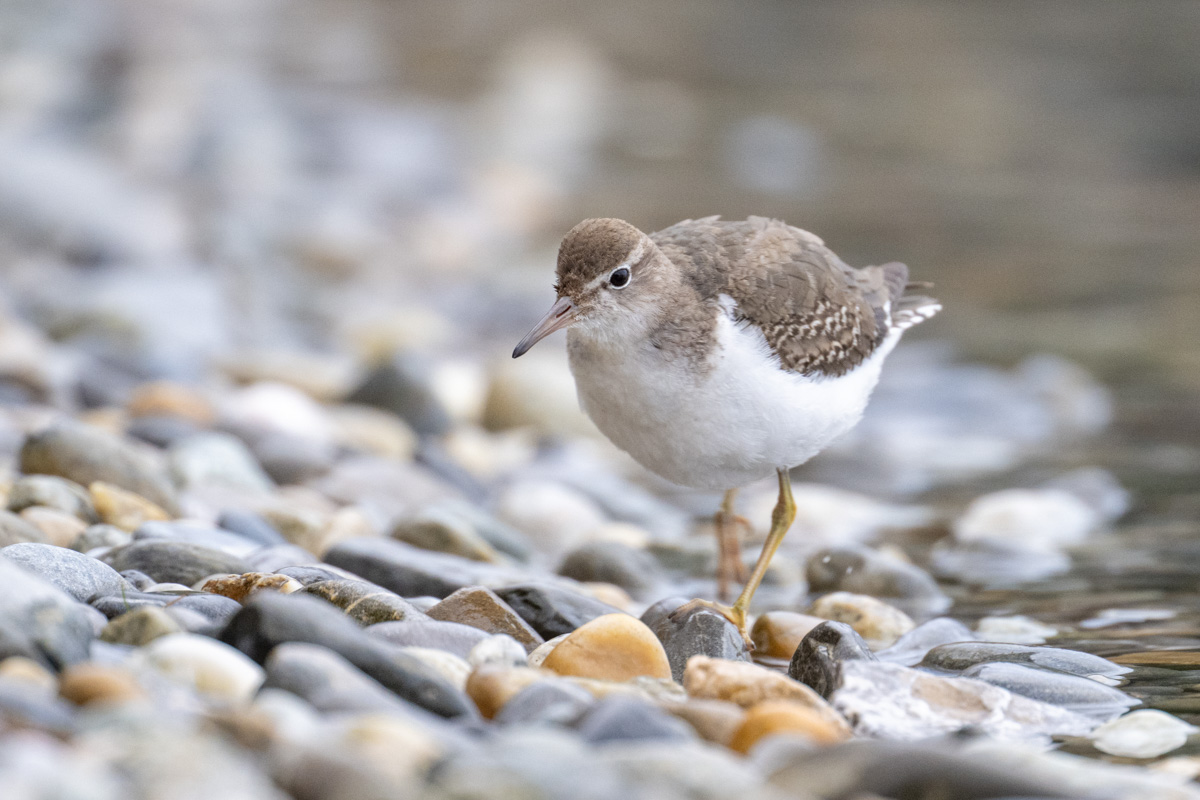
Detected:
left=541, top=613, right=671, bottom=682
left=1091, top=709, right=1199, bottom=759
left=135, top=632, right=266, bottom=704
left=202, top=572, right=303, bottom=603
left=100, top=606, right=183, bottom=646
left=808, top=591, right=915, bottom=649
left=59, top=663, right=145, bottom=706
left=90, top=482, right=170, bottom=532
left=729, top=700, right=852, bottom=754
left=750, top=611, right=826, bottom=660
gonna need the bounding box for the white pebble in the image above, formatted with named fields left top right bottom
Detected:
left=1091, top=710, right=1199, bottom=759
left=954, top=488, right=1099, bottom=552
left=468, top=634, right=529, bottom=669
left=135, top=633, right=265, bottom=704
left=975, top=615, right=1057, bottom=645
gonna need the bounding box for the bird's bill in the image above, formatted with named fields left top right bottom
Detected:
left=512, top=296, right=577, bottom=358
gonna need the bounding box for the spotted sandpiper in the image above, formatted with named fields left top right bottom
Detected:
left=513, top=216, right=940, bottom=642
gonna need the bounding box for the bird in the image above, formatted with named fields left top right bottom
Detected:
left=512, top=216, right=940, bottom=643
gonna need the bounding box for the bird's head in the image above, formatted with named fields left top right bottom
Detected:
left=513, top=218, right=666, bottom=357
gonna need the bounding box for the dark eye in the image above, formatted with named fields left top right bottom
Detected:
left=609, top=267, right=630, bottom=288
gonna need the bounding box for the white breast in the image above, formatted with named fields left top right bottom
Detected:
left=568, top=300, right=899, bottom=491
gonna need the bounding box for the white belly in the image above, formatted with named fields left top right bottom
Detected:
left=568, top=312, right=898, bottom=491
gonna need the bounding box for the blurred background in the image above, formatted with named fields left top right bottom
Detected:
left=0, top=0, right=1197, bottom=504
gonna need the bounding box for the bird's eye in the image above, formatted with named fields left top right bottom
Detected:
left=609, top=267, right=630, bottom=288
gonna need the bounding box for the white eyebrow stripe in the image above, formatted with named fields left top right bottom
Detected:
left=582, top=241, right=645, bottom=291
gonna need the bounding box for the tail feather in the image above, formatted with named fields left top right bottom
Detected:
left=892, top=293, right=941, bottom=331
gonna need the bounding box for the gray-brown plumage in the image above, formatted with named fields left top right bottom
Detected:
left=649, top=215, right=934, bottom=378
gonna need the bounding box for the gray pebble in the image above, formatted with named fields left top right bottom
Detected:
left=101, top=540, right=250, bottom=586
left=557, top=541, right=662, bottom=597
left=575, top=696, right=695, bottom=744
left=788, top=621, right=876, bottom=698
left=494, top=583, right=624, bottom=640
left=2, top=542, right=129, bottom=602
left=6, top=475, right=97, bottom=521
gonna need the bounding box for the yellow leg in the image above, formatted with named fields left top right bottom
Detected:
left=671, top=469, right=797, bottom=647
left=729, top=468, right=796, bottom=632
left=715, top=488, right=750, bottom=603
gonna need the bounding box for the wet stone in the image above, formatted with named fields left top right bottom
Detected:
left=575, top=695, right=694, bottom=744
left=556, top=541, right=661, bottom=597
left=302, top=579, right=429, bottom=625
left=875, top=617, right=976, bottom=666
left=100, top=606, right=183, bottom=646
left=750, top=611, right=826, bottom=661
left=919, top=642, right=1131, bottom=680
left=805, top=545, right=950, bottom=618
left=367, top=619, right=491, bottom=659
left=6, top=475, right=97, bottom=521
left=494, top=583, right=624, bottom=640
left=426, top=587, right=543, bottom=652
left=1090, top=709, right=1199, bottom=759
left=494, top=679, right=595, bottom=726
left=788, top=621, right=876, bottom=699
left=19, top=421, right=179, bottom=513
left=541, top=613, right=671, bottom=682
left=960, top=662, right=1137, bottom=719
left=101, top=540, right=250, bottom=586
left=0, top=510, right=49, bottom=547
left=219, top=591, right=473, bottom=718
left=2, top=542, right=129, bottom=602
left=216, top=510, right=286, bottom=547
left=324, top=537, right=515, bottom=599
left=644, top=600, right=751, bottom=683
left=808, top=591, right=915, bottom=649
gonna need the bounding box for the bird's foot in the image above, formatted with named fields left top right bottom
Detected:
left=668, top=598, right=753, bottom=650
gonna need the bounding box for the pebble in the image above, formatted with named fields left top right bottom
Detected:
left=528, top=634, right=568, bottom=668
left=468, top=634, right=530, bottom=669
left=328, top=403, right=419, bottom=460
left=216, top=510, right=287, bottom=547
left=390, top=510, right=501, bottom=563
left=683, top=656, right=849, bottom=737
left=345, top=352, right=452, bottom=436
left=302, top=579, right=430, bottom=625
left=89, top=482, right=170, bottom=531
left=954, top=487, right=1100, bottom=552
left=396, top=646, right=472, bottom=691
left=134, top=520, right=263, bottom=556
left=168, top=432, right=274, bottom=492
left=426, top=586, right=544, bottom=652
left=960, top=662, right=1137, bottom=719
left=101, top=540, right=250, bottom=586
left=6, top=475, right=97, bottom=521
left=0, top=556, right=96, bottom=668
left=91, top=591, right=242, bottom=633
left=749, top=611, right=826, bottom=660
left=324, top=537, right=515, bottom=599
left=202, top=572, right=303, bottom=603
left=975, top=614, right=1058, bottom=644
left=575, top=695, right=695, bottom=744
left=493, top=678, right=595, bottom=726
left=661, top=698, right=747, bottom=746
left=919, top=642, right=1130, bottom=680
left=2, top=542, right=129, bottom=602
left=0, top=509, right=50, bottom=546
left=875, top=617, right=976, bottom=666
left=19, top=506, right=89, bottom=547
left=494, top=583, right=624, bottom=640
left=1090, top=709, right=1199, bottom=759
left=831, top=660, right=1097, bottom=741
left=642, top=599, right=751, bottom=682
left=805, top=545, right=950, bottom=617
left=262, top=642, right=429, bottom=718
left=71, top=524, right=132, bottom=553
left=541, top=613, right=672, bottom=682
left=368, top=620, right=492, bottom=658
left=58, top=662, right=145, bottom=706
left=134, top=632, right=265, bottom=704
left=100, top=606, right=183, bottom=646
left=787, top=621, right=875, bottom=699
left=808, top=591, right=915, bottom=649
left=19, top=422, right=179, bottom=513
left=0, top=656, right=57, bottom=689
left=729, top=700, right=851, bottom=753
left=127, top=380, right=215, bottom=423
left=557, top=541, right=662, bottom=597
left=465, top=664, right=548, bottom=718
left=219, top=591, right=473, bottom=718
